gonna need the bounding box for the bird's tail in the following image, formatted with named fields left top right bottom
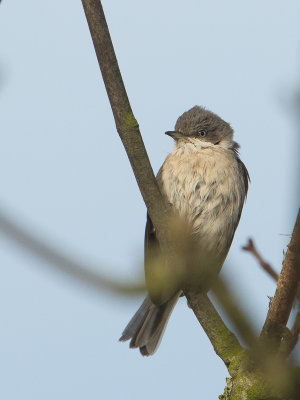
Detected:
left=119, top=294, right=180, bottom=356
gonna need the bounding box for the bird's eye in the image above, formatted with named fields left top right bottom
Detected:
left=196, top=130, right=207, bottom=138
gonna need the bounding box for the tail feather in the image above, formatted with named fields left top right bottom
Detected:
left=120, top=294, right=180, bottom=356
left=119, top=297, right=152, bottom=342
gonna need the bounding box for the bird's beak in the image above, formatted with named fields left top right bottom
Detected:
left=165, top=131, right=184, bottom=140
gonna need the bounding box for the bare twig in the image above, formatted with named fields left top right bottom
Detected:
left=261, top=209, right=300, bottom=347
left=242, top=238, right=279, bottom=281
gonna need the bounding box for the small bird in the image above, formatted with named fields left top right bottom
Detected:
left=120, top=106, right=249, bottom=356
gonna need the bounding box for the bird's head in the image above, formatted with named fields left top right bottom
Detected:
left=165, top=106, right=236, bottom=150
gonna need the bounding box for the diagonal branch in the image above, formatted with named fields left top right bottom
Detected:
left=185, top=290, right=245, bottom=376
left=261, top=209, right=300, bottom=346
left=81, top=0, right=170, bottom=247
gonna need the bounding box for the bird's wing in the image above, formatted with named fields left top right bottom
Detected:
left=144, top=213, right=161, bottom=302
left=237, top=157, right=250, bottom=197
left=232, top=157, right=250, bottom=244
left=144, top=213, right=159, bottom=268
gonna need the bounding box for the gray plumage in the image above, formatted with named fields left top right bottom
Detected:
left=120, top=295, right=179, bottom=356
left=120, top=106, right=249, bottom=356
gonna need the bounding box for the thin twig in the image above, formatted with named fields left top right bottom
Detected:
left=242, top=238, right=279, bottom=281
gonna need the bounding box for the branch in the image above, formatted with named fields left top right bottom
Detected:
left=261, top=209, right=300, bottom=346
left=242, top=238, right=279, bottom=281
left=81, top=0, right=170, bottom=247
left=185, top=290, right=245, bottom=376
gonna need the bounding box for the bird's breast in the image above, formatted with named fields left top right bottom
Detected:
left=157, top=147, right=246, bottom=255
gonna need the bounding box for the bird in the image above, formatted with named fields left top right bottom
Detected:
left=119, top=105, right=249, bottom=356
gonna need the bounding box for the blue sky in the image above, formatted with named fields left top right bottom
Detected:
left=0, top=1, right=299, bottom=399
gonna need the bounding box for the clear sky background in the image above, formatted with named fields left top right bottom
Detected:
left=0, top=1, right=299, bottom=399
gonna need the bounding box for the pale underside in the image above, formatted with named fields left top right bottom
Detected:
left=156, top=142, right=248, bottom=262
